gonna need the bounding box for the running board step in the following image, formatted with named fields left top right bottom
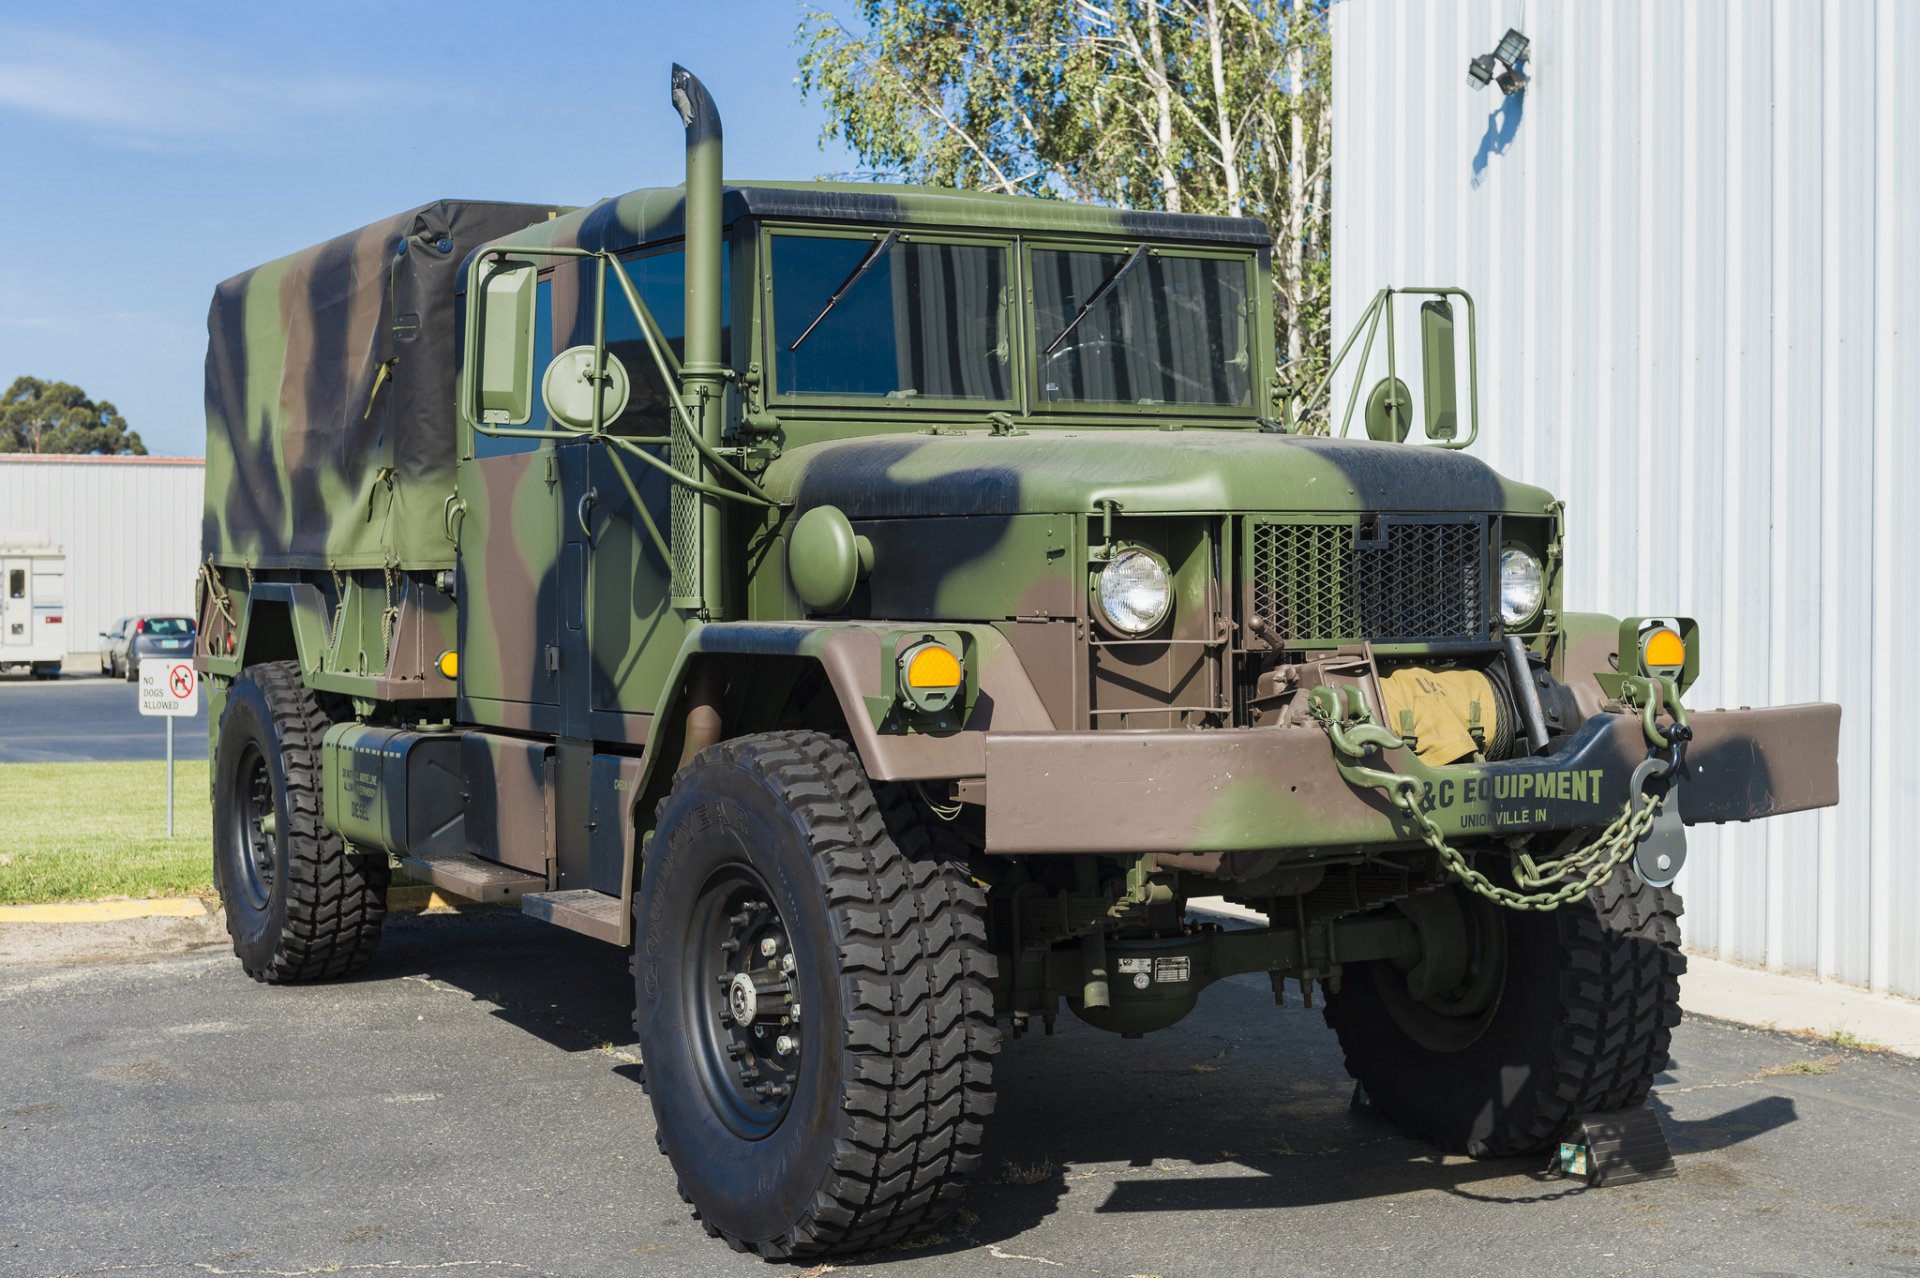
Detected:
left=522, top=890, right=625, bottom=944
left=398, top=846, right=545, bottom=903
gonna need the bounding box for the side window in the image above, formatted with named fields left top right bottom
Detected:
left=558, top=246, right=731, bottom=436
left=7, top=570, right=22, bottom=599
left=473, top=276, right=554, bottom=459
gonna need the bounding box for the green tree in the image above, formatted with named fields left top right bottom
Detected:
left=798, top=0, right=1333, bottom=422
left=0, top=377, right=146, bottom=455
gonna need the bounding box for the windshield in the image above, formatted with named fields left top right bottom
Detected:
left=1033, top=248, right=1251, bottom=407
left=772, top=234, right=1010, bottom=400
left=142, top=618, right=193, bottom=635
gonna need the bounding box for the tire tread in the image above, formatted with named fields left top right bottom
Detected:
left=638, top=730, right=999, bottom=1259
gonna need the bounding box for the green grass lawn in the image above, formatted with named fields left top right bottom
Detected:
left=0, top=761, right=215, bottom=904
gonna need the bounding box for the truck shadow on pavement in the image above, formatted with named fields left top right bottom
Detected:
left=357, top=911, right=1797, bottom=1259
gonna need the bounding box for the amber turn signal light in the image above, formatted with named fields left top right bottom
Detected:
left=905, top=644, right=961, bottom=690
left=1641, top=627, right=1685, bottom=673
left=897, top=640, right=963, bottom=716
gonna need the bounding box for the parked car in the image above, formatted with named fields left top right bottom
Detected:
left=100, top=615, right=196, bottom=681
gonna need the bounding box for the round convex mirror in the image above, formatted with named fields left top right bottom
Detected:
left=541, top=345, right=631, bottom=430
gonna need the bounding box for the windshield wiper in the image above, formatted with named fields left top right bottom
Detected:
left=788, top=230, right=900, bottom=352
left=1043, top=243, right=1148, bottom=355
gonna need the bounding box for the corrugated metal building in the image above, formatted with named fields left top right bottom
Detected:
left=0, top=456, right=205, bottom=665
left=1331, top=0, right=1919, bottom=995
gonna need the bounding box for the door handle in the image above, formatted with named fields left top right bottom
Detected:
left=576, top=487, right=598, bottom=542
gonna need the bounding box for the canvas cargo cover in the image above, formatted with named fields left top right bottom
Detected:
left=203, top=199, right=558, bottom=570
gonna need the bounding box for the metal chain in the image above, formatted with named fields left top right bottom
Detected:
left=1384, top=775, right=1664, bottom=912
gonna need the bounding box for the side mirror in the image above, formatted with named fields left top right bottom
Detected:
left=1364, top=377, right=1413, bottom=443
left=474, top=258, right=538, bottom=426
left=1421, top=300, right=1459, bottom=440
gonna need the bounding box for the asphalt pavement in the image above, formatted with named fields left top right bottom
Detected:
left=3, top=909, right=1917, bottom=1278
left=0, top=670, right=207, bottom=763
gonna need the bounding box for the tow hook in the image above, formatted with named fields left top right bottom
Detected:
left=1628, top=752, right=1686, bottom=888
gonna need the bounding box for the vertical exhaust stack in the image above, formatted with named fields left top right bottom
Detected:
left=670, top=64, right=725, bottom=616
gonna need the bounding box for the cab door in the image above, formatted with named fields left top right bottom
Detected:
left=455, top=272, right=563, bottom=732
left=3, top=559, right=29, bottom=650
left=455, top=444, right=563, bottom=731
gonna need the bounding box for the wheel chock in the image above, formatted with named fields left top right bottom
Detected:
left=1552, top=1106, right=1676, bottom=1187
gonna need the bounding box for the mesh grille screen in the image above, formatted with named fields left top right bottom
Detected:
left=670, top=431, right=699, bottom=601
left=1249, top=519, right=1487, bottom=645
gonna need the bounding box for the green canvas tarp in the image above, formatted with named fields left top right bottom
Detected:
left=203, top=200, right=557, bottom=571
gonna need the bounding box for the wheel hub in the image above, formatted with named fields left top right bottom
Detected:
left=1381, top=886, right=1509, bottom=1052
left=726, top=972, right=760, bottom=1026
left=230, top=744, right=278, bottom=910
left=688, top=873, right=804, bottom=1138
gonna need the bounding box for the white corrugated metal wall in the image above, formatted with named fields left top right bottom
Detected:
left=0, top=457, right=205, bottom=662
left=1331, top=0, right=1919, bottom=996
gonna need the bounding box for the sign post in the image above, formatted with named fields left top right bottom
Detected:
left=139, top=659, right=200, bottom=838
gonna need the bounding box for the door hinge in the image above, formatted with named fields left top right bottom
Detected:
left=544, top=644, right=560, bottom=674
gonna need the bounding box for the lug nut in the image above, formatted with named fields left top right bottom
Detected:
left=780, top=952, right=796, bottom=973
left=759, top=936, right=779, bottom=958
left=774, top=1034, right=796, bottom=1056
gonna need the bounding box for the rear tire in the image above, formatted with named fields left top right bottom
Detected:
left=634, top=731, right=999, bottom=1258
left=212, top=660, right=387, bottom=982
left=1324, top=865, right=1684, bottom=1157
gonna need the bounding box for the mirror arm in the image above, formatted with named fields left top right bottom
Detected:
left=1297, top=286, right=1482, bottom=448
left=601, top=442, right=675, bottom=567
left=604, top=434, right=776, bottom=509
left=1297, top=288, right=1385, bottom=430
left=461, top=246, right=775, bottom=505
left=1337, top=298, right=1387, bottom=438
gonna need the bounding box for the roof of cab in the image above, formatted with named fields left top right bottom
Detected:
left=478, top=181, right=1273, bottom=259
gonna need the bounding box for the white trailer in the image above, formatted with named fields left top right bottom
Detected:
left=0, top=540, right=67, bottom=678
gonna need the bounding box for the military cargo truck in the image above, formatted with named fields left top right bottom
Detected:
left=199, top=67, right=1841, bottom=1258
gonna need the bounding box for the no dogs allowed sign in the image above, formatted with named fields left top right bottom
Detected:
left=139, top=659, right=199, bottom=716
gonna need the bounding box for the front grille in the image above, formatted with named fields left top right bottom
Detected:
left=1248, top=517, right=1489, bottom=646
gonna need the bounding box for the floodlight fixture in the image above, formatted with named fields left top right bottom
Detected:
left=1468, top=28, right=1531, bottom=95
left=1492, top=28, right=1531, bottom=67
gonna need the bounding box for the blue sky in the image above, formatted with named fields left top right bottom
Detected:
left=0, top=1, right=860, bottom=456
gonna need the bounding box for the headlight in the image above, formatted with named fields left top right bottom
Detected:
left=1499, top=547, right=1544, bottom=627
left=1096, top=549, right=1171, bottom=635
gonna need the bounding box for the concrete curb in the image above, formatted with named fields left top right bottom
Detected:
left=0, top=886, right=484, bottom=925
left=0, top=897, right=213, bottom=925
left=1186, top=896, right=1920, bottom=1060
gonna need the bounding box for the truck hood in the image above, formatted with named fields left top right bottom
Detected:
left=762, top=430, right=1553, bottom=518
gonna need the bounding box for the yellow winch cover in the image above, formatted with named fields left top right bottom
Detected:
left=1377, top=667, right=1501, bottom=765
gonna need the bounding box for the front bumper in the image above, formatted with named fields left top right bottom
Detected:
left=982, top=702, right=1840, bottom=855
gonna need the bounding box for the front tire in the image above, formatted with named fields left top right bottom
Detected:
left=1324, top=866, right=1684, bottom=1157
left=634, top=731, right=999, bottom=1258
left=212, top=660, right=388, bottom=982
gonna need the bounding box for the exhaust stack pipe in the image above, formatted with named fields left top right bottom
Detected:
left=670, top=64, right=725, bottom=616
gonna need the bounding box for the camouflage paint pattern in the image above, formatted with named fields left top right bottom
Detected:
left=204, top=200, right=558, bottom=571
left=201, top=155, right=1840, bottom=893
